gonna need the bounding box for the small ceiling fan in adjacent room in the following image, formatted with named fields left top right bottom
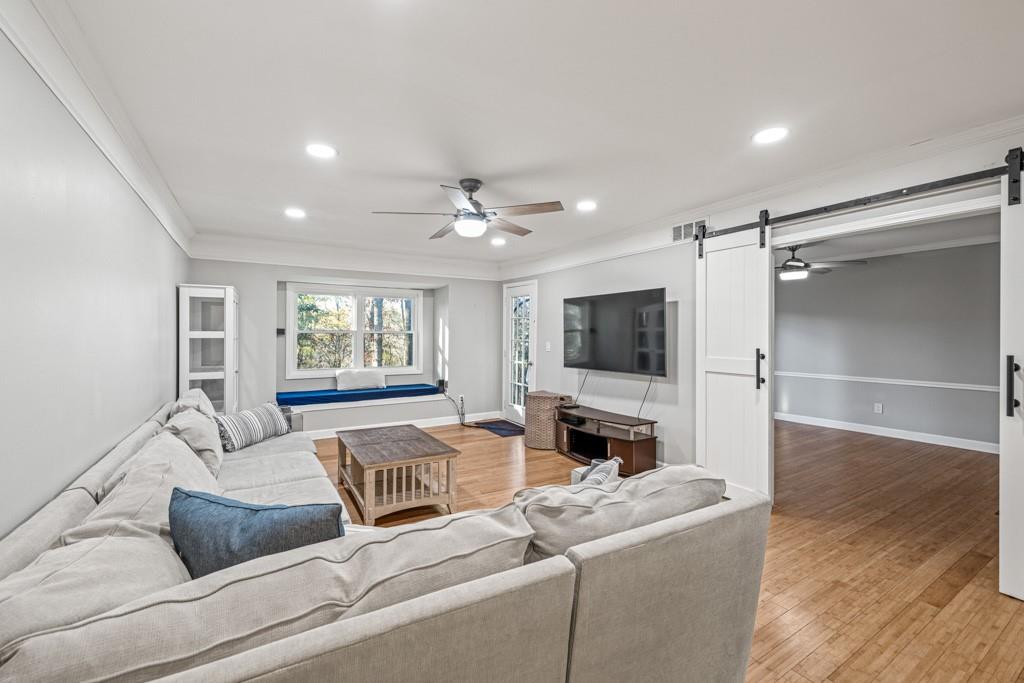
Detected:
left=775, top=243, right=867, bottom=280
left=372, top=178, right=563, bottom=239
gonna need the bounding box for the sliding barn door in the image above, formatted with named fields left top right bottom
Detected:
left=696, top=228, right=773, bottom=499
left=1000, top=174, right=1024, bottom=600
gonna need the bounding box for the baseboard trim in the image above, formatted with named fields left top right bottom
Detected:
left=303, top=411, right=502, bottom=440
left=774, top=412, right=998, bottom=454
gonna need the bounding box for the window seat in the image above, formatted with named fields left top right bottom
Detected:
left=276, top=384, right=441, bottom=407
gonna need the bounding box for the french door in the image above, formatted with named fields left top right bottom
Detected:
left=503, top=281, right=537, bottom=424
left=695, top=228, right=773, bottom=499
left=1000, top=175, right=1024, bottom=600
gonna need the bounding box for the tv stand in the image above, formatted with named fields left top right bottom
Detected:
left=555, top=405, right=657, bottom=475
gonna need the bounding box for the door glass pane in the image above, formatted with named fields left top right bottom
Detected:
left=509, top=294, right=531, bottom=410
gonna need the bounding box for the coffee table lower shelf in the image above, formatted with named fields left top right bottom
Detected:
left=338, top=456, right=457, bottom=526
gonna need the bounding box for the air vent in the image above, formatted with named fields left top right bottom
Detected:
left=673, top=223, right=693, bottom=242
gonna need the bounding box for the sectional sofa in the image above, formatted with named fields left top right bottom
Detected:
left=0, top=392, right=771, bottom=682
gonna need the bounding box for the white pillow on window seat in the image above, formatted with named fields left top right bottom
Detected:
left=337, top=369, right=387, bottom=391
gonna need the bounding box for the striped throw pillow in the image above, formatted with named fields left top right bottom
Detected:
left=214, top=403, right=291, bottom=452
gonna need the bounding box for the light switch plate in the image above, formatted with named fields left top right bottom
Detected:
left=544, top=341, right=552, bottom=352
left=873, top=402, right=884, bottom=414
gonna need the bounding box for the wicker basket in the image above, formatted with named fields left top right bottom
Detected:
left=525, top=391, right=571, bottom=450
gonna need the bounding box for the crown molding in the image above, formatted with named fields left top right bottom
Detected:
left=190, top=232, right=501, bottom=281
left=0, top=0, right=194, bottom=254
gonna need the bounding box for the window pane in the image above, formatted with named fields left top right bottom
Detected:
left=296, top=332, right=353, bottom=369
left=364, top=297, right=414, bottom=332
left=296, top=294, right=354, bottom=331
left=364, top=332, right=413, bottom=368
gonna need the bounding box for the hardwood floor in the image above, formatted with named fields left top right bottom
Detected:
left=315, top=420, right=1020, bottom=681
left=315, top=424, right=578, bottom=527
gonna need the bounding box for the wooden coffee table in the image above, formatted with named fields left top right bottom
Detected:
left=336, top=424, right=459, bottom=525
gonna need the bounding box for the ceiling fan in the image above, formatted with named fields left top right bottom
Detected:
left=372, top=178, right=563, bottom=240
left=775, top=243, right=867, bottom=280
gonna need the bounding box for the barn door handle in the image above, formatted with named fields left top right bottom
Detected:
left=1008, top=355, right=1021, bottom=417
left=756, top=348, right=766, bottom=390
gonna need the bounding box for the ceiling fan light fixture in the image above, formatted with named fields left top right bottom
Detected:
left=453, top=215, right=487, bottom=238
left=778, top=269, right=809, bottom=281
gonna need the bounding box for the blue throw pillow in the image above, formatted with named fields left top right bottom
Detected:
left=169, top=488, right=345, bottom=579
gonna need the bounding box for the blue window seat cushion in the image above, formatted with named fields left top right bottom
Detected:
left=276, top=383, right=441, bottom=407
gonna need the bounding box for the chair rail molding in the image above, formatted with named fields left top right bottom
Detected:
left=774, top=370, right=998, bottom=393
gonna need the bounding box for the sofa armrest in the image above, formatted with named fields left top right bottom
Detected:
left=161, top=556, right=577, bottom=683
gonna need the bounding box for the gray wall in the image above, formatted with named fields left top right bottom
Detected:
left=522, top=244, right=696, bottom=465
left=774, top=242, right=999, bottom=444
left=187, top=260, right=502, bottom=428
left=0, top=34, right=188, bottom=537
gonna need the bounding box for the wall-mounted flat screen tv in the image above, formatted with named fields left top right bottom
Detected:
left=563, top=288, right=666, bottom=376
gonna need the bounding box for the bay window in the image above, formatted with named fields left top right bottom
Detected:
left=286, top=283, right=422, bottom=378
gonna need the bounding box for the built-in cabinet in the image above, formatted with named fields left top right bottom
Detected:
left=178, top=285, right=238, bottom=414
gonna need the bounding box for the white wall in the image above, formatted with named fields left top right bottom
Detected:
left=775, top=241, right=999, bottom=447
left=0, top=33, right=188, bottom=537
left=519, top=244, right=695, bottom=465
left=187, top=259, right=502, bottom=430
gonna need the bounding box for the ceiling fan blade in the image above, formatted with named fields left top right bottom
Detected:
left=488, top=201, right=563, bottom=217
left=441, top=185, right=476, bottom=213
left=808, top=260, right=867, bottom=268
left=490, top=218, right=532, bottom=236
left=372, top=211, right=455, bottom=216
left=810, top=267, right=833, bottom=274
left=429, top=221, right=455, bottom=240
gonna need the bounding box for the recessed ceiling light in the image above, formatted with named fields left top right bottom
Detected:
left=284, top=207, right=307, bottom=219
left=752, top=127, right=789, bottom=145
left=576, top=199, right=597, bottom=212
left=305, top=143, right=337, bottom=159
left=490, top=236, right=506, bottom=247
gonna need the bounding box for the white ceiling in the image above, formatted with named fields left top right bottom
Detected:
left=781, top=212, right=999, bottom=264
left=54, top=0, right=1024, bottom=264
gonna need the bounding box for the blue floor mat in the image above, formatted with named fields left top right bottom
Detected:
left=473, top=419, right=525, bottom=437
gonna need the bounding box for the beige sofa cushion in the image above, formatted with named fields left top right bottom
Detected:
left=61, top=432, right=220, bottom=544
left=161, top=408, right=224, bottom=477
left=171, top=388, right=218, bottom=420
left=226, top=476, right=344, bottom=507
left=0, top=534, right=189, bottom=653
left=0, top=489, right=96, bottom=582
left=66, top=420, right=162, bottom=501
left=0, top=505, right=533, bottom=682
left=513, top=465, right=726, bottom=561
left=226, top=431, right=317, bottom=459
left=216, top=451, right=326, bottom=491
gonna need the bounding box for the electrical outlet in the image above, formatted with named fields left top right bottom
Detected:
left=873, top=402, right=884, bottom=414
left=458, top=394, right=465, bottom=406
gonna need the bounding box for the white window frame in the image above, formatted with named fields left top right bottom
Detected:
left=285, top=282, right=423, bottom=379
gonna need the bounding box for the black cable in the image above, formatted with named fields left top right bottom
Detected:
left=575, top=370, right=590, bottom=404
left=444, top=391, right=489, bottom=430
left=637, top=375, right=654, bottom=418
